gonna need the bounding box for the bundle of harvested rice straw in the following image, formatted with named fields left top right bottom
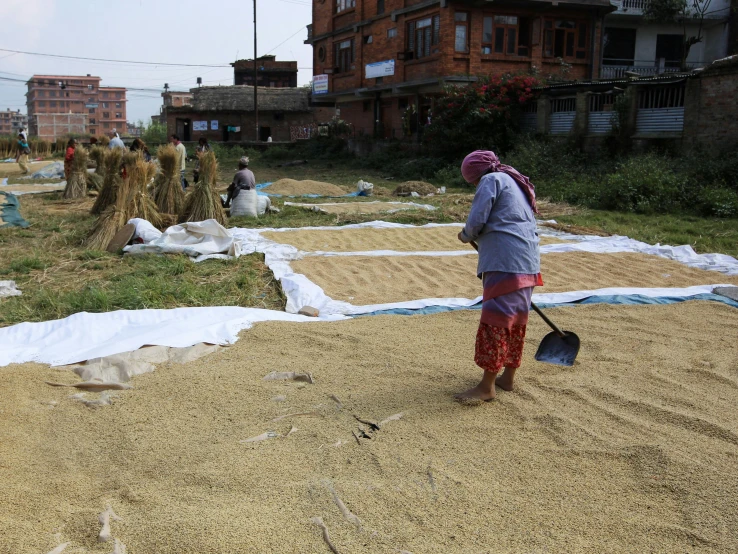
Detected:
left=86, top=153, right=162, bottom=251
left=91, top=148, right=123, bottom=215
left=180, top=150, right=226, bottom=225
left=153, top=144, right=185, bottom=217
left=63, top=146, right=89, bottom=200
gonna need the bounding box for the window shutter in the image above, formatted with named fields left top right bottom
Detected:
left=433, top=15, right=440, bottom=45
left=408, top=21, right=415, bottom=53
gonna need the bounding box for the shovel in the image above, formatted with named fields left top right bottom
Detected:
left=469, top=240, right=580, bottom=366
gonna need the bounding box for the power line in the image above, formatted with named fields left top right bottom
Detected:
left=0, top=48, right=232, bottom=68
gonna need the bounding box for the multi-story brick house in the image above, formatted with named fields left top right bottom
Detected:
left=307, top=0, right=614, bottom=138
left=0, top=109, right=28, bottom=136
left=231, top=56, right=299, bottom=88
left=25, top=74, right=127, bottom=139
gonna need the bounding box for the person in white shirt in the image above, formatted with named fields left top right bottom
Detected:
left=108, top=129, right=126, bottom=150
left=169, top=134, right=188, bottom=190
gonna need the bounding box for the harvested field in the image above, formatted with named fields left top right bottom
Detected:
left=284, top=201, right=433, bottom=215
left=0, top=183, right=65, bottom=195
left=267, top=179, right=348, bottom=197
left=291, top=251, right=738, bottom=305
left=2, top=301, right=738, bottom=553
left=262, top=226, right=567, bottom=253
left=0, top=161, right=54, bottom=178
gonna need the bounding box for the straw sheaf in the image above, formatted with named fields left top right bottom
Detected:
left=181, top=151, right=226, bottom=225
left=154, top=144, right=185, bottom=217
left=126, top=155, right=163, bottom=229
left=63, top=146, right=89, bottom=200
left=91, top=148, right=124, bottom=215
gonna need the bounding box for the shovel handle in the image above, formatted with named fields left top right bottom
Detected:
left=469, top=240, right=566, bottom=339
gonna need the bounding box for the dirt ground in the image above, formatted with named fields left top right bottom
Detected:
left=1, top=301, right=737, bottom=553
left=291, top=251, right=738, bottom=306
left=0, top=160, right=54, bottom=179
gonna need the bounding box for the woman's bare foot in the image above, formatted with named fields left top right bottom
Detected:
left=455, top=371, right=497, bottom=403
left=495, top=367, right=517, bottom=392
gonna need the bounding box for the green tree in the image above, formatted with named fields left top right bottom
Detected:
left=643, top=0, right=713, bottom=70
left=141, top=120, right=168, bottom=145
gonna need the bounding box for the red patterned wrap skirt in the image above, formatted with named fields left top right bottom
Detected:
left=475, top=271, right=543, bottom=374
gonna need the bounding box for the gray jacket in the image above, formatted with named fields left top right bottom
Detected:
left=460, top=172, right=540, bottom=277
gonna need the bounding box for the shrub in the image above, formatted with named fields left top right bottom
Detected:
left=698, top=187, right=738, bottom=218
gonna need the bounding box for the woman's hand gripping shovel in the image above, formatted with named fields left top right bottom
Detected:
left=470, top=241, right=580, bottom=366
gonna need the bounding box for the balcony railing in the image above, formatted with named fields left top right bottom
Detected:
left=601, top=59, right=702, bottom=79
left=610, top=0, right=648, bottom=15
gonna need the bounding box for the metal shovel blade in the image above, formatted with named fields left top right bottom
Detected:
left=535, top=330, right=581, bottom=367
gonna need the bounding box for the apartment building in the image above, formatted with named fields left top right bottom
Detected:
left=0, top=109, right=28, bottom=136
left=603, top=0, right=733, bottom=78
left=307, top=0, right=614, bottom=138
left=25, top=74, right=127, bottom=139
left=232, top=55, right=299, bottom=88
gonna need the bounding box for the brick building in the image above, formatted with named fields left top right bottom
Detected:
left=0, top=109, right=28, bottom=136
left=25, top=74, right=127, bottom=139
left=308, top=0, right=614, bottom=138
left=231, top=56, right=298, bottom=87
left=166, top=85, right=324, bottom=143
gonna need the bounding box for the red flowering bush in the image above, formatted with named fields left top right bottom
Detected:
left=424, top=73, right=540, bottom=159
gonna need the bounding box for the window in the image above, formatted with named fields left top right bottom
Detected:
left=103, top=122, right=110, bottom=129
left=102, top=103, right=108, bottom=108
left=334, top=38, right=354, bottom=73
left=388, top=28, right=397, bottom=39
left=482, top=15, right=531, bottom=56
left=455, top=12, right=469, bottom=53
left=37, top=91, right=44, bottom=97
left=49, top=101, right=57, bottom=107
left=115, top=112, right=122, bottom=119
left=103, top=112, right=110, bottom=118
left=318, top=46, right=326, bottom=62
left=49, top=91, right=56, bottom=97
left=38, top=101, right=46, bottom=107
left=116, top=92, right=122, bottom=99
left=90, top=118, right=96, bottom=125
left=102, top=92, right=108, bottom=99
left=89, top=108, right=95, bottom=114
left=364, top=35, right=373, bottom=44
left=603, top=28, right=636, bottom=66
left=655, top=34, right=683, bottom=68
left=90, top=128, right=96, bottom=135
left=544, top=20, right=588, bottom=60
left=363, top=100, right=371, bottom=112
left=87, top=84, right=94, bottom=90
left=399, top=98, right=409, bottom=110
left=336, top=0, right=355, bottom=13
left=407, top=15, right=441, bottom=60
left=115, top=102, right=121, bottom=108
left=377, top=0, right=385, bottom=15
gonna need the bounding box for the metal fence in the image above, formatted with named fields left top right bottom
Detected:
left=520, top=103, right=538, bottom=133
left=588, top=94, right=616, bottom=135
left=549, top=98, right=576, bottom=135
left=636, top=85, right=686, bottom=134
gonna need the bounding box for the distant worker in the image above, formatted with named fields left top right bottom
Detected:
left=193, top=137, right=211, bottom=184
left=64, top=138, right=77, bottom=182
left=170, top=134, right=188, bottom=190
left=223, top=156, right=255, bottom=208
left=130, top=138, right=152, bottom=162
left=15, top=132, right=31, bottom=175
left=19, top=127, right=28, bottom=142
left=108, top=129, right=125, bottom=150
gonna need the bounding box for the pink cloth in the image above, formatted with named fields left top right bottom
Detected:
left=461, top=150, right=539, bottom=214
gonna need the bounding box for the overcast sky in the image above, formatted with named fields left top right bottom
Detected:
left=0, top=0, right=313, bottom=124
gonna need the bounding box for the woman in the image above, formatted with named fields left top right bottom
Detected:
left=130, top=138, right=152, bottom=162
left=15, top=133, right=31, bottom=175
left=193, top=137, right=210, bottom=183
left=455, top=150, right=543, bottom=402
left=64, top=138, right=76, bottom=182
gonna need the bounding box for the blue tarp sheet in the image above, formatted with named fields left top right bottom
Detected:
left=256, top=182, right=361, bottom=199
left=0, top=191, right=30, bottom=228
left=357, top=294, right=738, bottom=318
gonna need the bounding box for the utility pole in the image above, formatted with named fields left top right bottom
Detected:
left=254, top=0, right=259, bottom=142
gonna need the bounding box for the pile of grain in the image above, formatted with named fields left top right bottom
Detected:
left=267, top=179, right=348, bottom=197
left=393, top=181, right=437, bottom=196
left=2, top=302, right=738, bottom=552
left=287, top=201, right=431, bottom=215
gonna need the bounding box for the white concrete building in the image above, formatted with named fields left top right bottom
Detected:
left=602, top=0, right=732, bottom=78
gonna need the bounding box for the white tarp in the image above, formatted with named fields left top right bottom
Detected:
left=283, top=201, right=437, bottom=213
left=125, top=219, right=241, bottom=262
left=0, top=280, right=22, bottom=298
left=0, top=306, right=346, bottom=368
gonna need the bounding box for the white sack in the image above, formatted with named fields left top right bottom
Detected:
left=0, top=280, right=22, bottom=298
left=231, top=189, right=258, bottom=218
left=257, top=194, right=271, bottom=215
left=124, top=219, right=241, bottom=260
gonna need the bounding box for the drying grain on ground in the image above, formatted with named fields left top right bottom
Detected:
left=267, top=179, right=348, bottom=197
left=2, top=301, right=737, bottom=553
left=286, top=201, right=433, bottom=215
left=291, top=251, right=738, bottom=305
left=393, top=181, right=437, bottom=196
left=263, top=227, right=567, bottom=253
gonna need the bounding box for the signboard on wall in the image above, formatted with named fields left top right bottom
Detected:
left=313, top=74, right=329, bottom=95
left=211, top=120, right=219, bottom=131
left=193, top=121, right=207, bottom=131
left=365, top=59, right=395, bottom=79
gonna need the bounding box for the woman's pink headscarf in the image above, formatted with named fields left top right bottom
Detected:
left=461, top=150, right=538, bottom=214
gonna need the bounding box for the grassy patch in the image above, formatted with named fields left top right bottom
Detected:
left=554, top=210, right=738, bottom=257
